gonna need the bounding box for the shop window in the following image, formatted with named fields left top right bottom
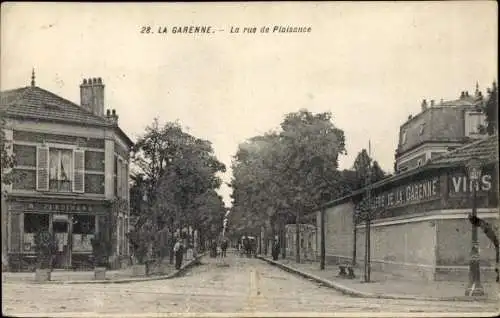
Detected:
left=73, top=215, right=95, bottom=253
left=24, top=213, right=50, bottom=233
left=73, top=215, right=96, bottom=234
left=23, top=213, right=49, bottom=252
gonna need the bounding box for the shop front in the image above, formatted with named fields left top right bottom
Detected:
left=7, top=198, right=110, bottom=271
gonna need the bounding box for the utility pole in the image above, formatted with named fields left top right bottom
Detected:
left=364, top=141, right=372, bottom=283
left=352, top=199, right=357, bottom=268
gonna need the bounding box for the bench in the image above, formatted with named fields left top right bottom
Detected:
left=338, top=263, right=356, bottom=279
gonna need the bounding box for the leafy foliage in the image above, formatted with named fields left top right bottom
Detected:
left=129, top=118, right=227, bottom=261
left=352, top=149, right=386, bottom=190
left=91, top=232, right=112, bottom=267
left=481, top=81, right=498, bottom=135
left=230, top=109, right=348, bottom=249
left=1, top=109, right=16, bottom=188
left=34, top=230, right=56, bottom=269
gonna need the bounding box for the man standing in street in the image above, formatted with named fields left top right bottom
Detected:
left=173, top=239, right=184, bottom=270
left=221, top=238, right=228, bottom=258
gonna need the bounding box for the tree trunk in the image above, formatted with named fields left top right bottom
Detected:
left=295, top=210, right=300, bottom=263
left=320, top=208, right=325, bottom=270
left=169, top=231, right=174, bottom=264
left=364, top=218, right=371, bottom=282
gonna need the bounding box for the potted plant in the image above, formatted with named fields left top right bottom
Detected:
left=127, top=228, right=152, bottom=277
left=34, top=230, right=56, bottom=282
left=91, top=232, right=111, bottom=280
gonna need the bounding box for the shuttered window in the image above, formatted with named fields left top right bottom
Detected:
left=116, top=158, right=123, bottom=198
left=36, top=146, right=49, bottom=191
left=73, top=149, right=85, bottom=193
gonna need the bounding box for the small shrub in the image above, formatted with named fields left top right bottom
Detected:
left=91, top=232, right=112, bottom=268
left=127, top=229, right=154, bottom=265
left=34, top=230, right=56, bottom=270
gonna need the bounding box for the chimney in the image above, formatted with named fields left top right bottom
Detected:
left=421, top=99, right=427, bottom=111
left=80, top=77, right=105, bottom=117
left=460, top=91, right=465, bottom=99
left=106, top=108, right=119, bottom=125
left=430, top=100, right=435, bottom=107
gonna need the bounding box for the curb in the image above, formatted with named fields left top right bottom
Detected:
left=257, top=256, right=496, bottom=303
left=37, top=253, right=205, bottom=285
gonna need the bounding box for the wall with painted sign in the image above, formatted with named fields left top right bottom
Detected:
left=372, top=177, right=440, bottom=210
left=448, top=174, right=493, bottom=195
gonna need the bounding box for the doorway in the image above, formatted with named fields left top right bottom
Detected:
left=53, top=219, right=70, bottom=269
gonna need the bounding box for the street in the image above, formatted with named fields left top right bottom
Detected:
left=2, top=253, right=497, bottom=316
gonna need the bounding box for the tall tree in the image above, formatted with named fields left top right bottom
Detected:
left=371, top=160, right=386, bottom=184
left=352, top=149, right=372, bottom=190
left=483, top=81, right=498, bottom=135
left=1, top=109, right=15, bottom=188
left=231, top=109, right=347, bottom=263
left=1, top=109, right=16, bottom=270
left=131, top=118, right=225, bottom=263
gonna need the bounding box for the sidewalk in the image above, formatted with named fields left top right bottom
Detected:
left=258, top=256, right=499, bottom=302
left=2, top=253, right=201, bottom=284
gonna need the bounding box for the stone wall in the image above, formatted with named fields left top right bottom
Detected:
left=356, top=219, right=437, bottom=281
left=435, top=216, right=498, bottom=281
left=318, top=201, right=355, bottom=265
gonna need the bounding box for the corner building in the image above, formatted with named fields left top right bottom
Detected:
left=1, top=74, right=133, bottom=271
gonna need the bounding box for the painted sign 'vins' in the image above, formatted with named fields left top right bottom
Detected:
left=450, top=175, right=492, bottom=193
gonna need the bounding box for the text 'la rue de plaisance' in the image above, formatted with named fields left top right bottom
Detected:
left=140, top=25, right=312, bottom=35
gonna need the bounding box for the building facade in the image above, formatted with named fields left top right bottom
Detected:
left=395, top=85, right=487, bottom=173
left=317, top=135, right=498, bottom=281
left=1, top=74, right=133, bottom=271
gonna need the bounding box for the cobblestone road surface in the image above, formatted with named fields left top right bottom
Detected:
left=2, top=254, right=497, bottom=316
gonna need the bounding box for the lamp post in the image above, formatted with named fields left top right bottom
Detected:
left=465, top=157, right=485, bottom=296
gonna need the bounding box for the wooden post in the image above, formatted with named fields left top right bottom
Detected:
left=352, top=216, right=357, bottom=267
left=320, top=207, right=326, bottom=270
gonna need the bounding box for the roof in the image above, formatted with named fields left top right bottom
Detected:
left=319, top=134, right=498, bottom=211
left=430, top=134, right=498, bottom=166
left=1, top=85, right=134, bottom=147
left=0, top=85, right=109, bottom=126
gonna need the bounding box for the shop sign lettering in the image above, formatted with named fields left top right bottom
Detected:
left=25, top=203, right=94, bottom=212
left=372, top=177, right=440, bottom=209
left=449, top=174, right=492, bottom=194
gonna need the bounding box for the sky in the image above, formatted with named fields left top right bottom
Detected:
left=1, top=2, right=497, bottom=207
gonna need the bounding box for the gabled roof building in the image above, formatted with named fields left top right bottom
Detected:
left=1, top=71, right=133, bottom=271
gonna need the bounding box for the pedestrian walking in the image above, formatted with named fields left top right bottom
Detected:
left=272, top=238, right=280, bottom=261
left=173, top=239, right=184, bottom=270
left=221, top=239, right=228, bottom=258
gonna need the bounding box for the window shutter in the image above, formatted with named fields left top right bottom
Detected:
left=36, top=146, right=49, bottom=191
left=73, top=149, right=85, bottom=193
left=116, top=159, right=122, bottom=198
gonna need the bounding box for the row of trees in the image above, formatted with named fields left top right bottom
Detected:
left=128, top=119, right=227, bottom=264
left=227, top=109, right=386, bottom=263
